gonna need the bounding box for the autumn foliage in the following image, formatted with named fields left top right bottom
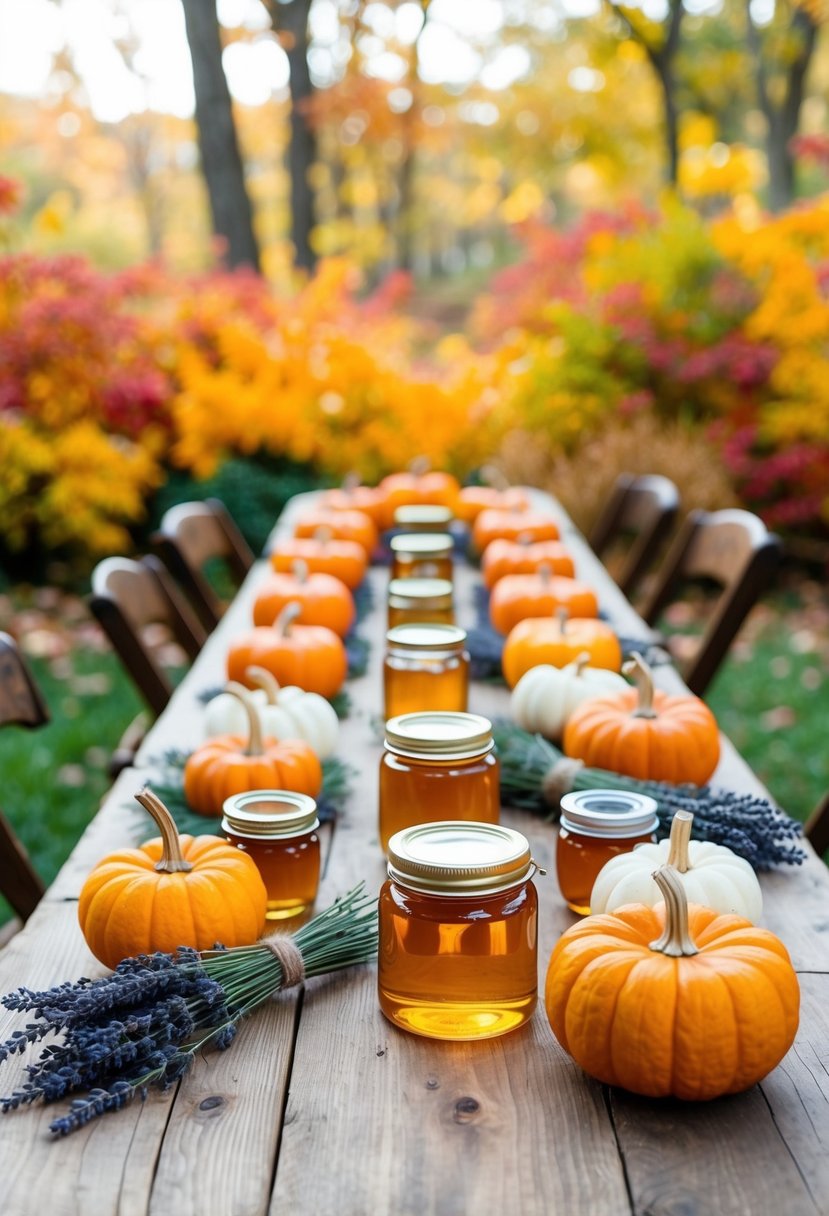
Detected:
left=1, top=181, right=829, bottom=565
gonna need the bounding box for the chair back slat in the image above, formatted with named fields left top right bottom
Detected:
left=152, top=498, right=254, bottom=631
left=590, top=473, right=680, bottom=598
left=804, top=793, right=829, bottom=859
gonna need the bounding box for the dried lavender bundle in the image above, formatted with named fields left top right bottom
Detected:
left=493, top=721, right=806, bottom=870
left=0, top=885, right=377, bottom=1137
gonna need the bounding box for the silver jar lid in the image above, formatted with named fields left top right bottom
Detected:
left=559, top=790, right=659, bottom=839
left=387, top=821, right=534, bottom=895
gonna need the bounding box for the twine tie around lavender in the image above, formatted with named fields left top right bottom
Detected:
left=262, top=934, right=307, bottom=991
left=540, top=757, right=585, bottom=807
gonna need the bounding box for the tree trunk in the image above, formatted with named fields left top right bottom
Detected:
left=267, top=0, right=317, bottom=272
left=658, top=67, right=680, bottom=186
left=180, top=0, right=260, bottom=270
left=747, top=3, right=817, bottom=213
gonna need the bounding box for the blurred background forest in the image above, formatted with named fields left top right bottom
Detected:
left=1, top=0, right=828, bottom=891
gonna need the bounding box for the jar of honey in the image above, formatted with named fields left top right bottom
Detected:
left=389, top=533, right=454, bottom=581
left=221, top=790, right=321, bottom=923
left=378, top=821, right=538, bottom=1040
left=383, top=623, right=469, bottom=719
left=556, top=790, right=659, bottom=915
left=387, top=578, right=454, bottom=628
left=379, top=711, right=499, bottom=850
left=393, top=505, right=454, bottom=532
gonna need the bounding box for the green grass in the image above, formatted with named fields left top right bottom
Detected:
left=0, top=649, right=143, bottom=924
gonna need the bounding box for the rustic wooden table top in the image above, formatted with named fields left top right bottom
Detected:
left=1, top=489, right=827, bottom=1216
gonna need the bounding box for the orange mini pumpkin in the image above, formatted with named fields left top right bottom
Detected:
left=482, top=537, right=575, bottom=589
left=270, top=533, right=367, bottom=590
left=78, top=787, right=267, bottom=968
left=489, top=566, right=598, bottom=635
left=455, top=485, right=531, bottom=524
left=378, top=462, right=460, bottom=528
left=472, top=508, right=559, bottom=554
left=294, top=508, right=378, bottom=556
left=318, top=478, right=385, bottom=524
left=228, top=602, right=348, bottom=699
left=253, top=559, right=355, bottom=637
left=545, top=865, right=800, bottom=1101
left=563, top=651, right=720, bottom=786
left=502, top=610, right=622, bottom=687
left=184, top=683, right=323, bottom=815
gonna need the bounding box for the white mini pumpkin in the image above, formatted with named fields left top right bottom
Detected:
left=204, top=666, right=339, bottom=759
left=590, top=810, right=763, bottom=922
left=510, top=653, right=629, bottom=741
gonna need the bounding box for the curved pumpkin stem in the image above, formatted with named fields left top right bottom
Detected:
left=516, top=531, right=534, bottom=547
left=135, top=786, right=193, bottom=874
left=224, top=681, right=265, bottom=756
left=480, top=463, right=509, bottom=491
left=409, top=455, right=430, bottom=476
left=291, top=558, right=309, bottom=584
left=537, top=561, right=552, bottom=589
left=342, top=471, right=360, bottom=493
left=274, top=601, right=302, bottom=638
left=312, top=526, right=333, bottom=544
left=569, top=651, right=592, bottom=677
left=649, top=866, right=699, bottom=957
left=622, top=652, right=658, bottom=720
left=554, top=607, right=569, bottom=636
left=666, top=811, right=694, bottom=874
left=246, top=665, right=281, bottom=705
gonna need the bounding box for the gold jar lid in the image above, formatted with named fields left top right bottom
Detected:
left=221, top=790, right=319, bottom=839
left=386, top=623, right=467, bottom=652
left=559, top=790, right=659, bottom=839
left=384, top=710, right=492, bottom=759
left=388, top=821, right=534, bottom=895
left=389, top=532, right=453, bottom=558
left=388, top=577, right=454, bottom=608
left=394, top=505, right=454, bottom=530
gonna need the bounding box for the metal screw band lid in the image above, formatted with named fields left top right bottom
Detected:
left=559, top=790, right=659, bottom=839
left=388, top=578, right=454, bottom=607
left=393, top=505, right=454, bottom=529
left=221, top=790, right=319, bottom=839
left=385, top=623, right=467, bottom=652
left=387, top=821, right=535, bottom=895
left=384, top=711, right=493, bottom=759
left=389, top=532, right=454, bottom=557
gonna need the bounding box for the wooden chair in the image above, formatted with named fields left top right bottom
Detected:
left=639, top=508, right=781, bottom=697
left=0, top=633, right=48, bottom=927
left=589, top=473, right=680, bottom=598
left=151, top=498, right=254, bottom=633
left=87, top=555, right=208, bottom=718
left=804, top=792, right=829, bottom=859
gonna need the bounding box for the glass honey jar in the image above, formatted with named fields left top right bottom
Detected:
left=378, top=711, right=499, bottom=851
left=379, top=821, right=538, bottom=1041
left=556, top=790, right=659, bottom=915
left=221, top=790, right=321, bottom=924
left=387, top=578, right=455, bottom=628
left=393, top=505, right=454, bottom=532
left=383, top=623, right=469, bottom=719
left=389, top=533, right=454, bottom=581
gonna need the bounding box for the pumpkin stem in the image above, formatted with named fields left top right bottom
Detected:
left=135, top=787, right=194, bottom=874
left=342, top=471, right=360, bottom=493
left=312, top=526, right=332, bottom=544
left=571, top=651, right=592, bottom=677
left=516, top=531, right=534, bottom=547
left=409, top=455, right=430, bottom=476
left=538, top=561, right=552, bottom=589
left=649, top=866, right=699, bottom=957
left=554, top=607, right=569, bottom=635
left=622, top=651, right=658, bottom=719
left=224, top=681, right=265, bottom=756
left=274, top=601, right=302, bottom=638
left=291, top=558, right=309, bottom=584
left=246, top=665, right=281, bottom=705
left=666, top=811, right=694, bottom=874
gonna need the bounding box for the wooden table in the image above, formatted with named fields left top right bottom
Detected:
left=1, top=490, right=827, bottom=1216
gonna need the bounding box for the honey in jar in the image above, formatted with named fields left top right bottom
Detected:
left=393, top=505, right=454, bottom=532
left=378, top=711, right=499, bottom=851
left=222, top=790, right=321, bottom=923
left=387, top=578, right=454, bottom=628
left=556, top=790, right=659, bottom=914
left=389, top=533, right=454, bottom=582
left=379, top=821, right=538, bottom=1040
left=383, top=623, right=469, bottom=719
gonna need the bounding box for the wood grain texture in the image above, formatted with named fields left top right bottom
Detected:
left=0, top=487, right=825, bottom=1216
